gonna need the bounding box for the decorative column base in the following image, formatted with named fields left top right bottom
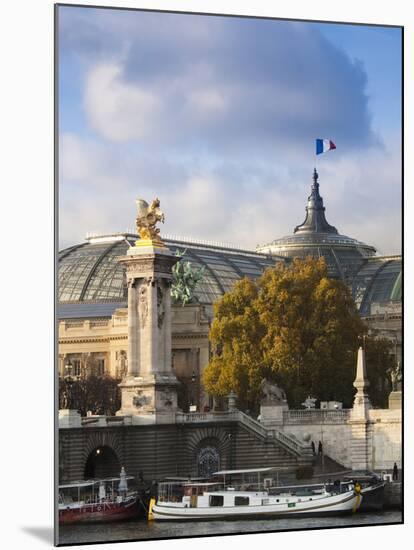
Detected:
left=349, top=419, right=373, bottom=471
left=259, top=401, right=289, bottom=426
left=116, top=374, right=179, bottom=424
left=59, top=409, right=82, bottom=429
left=388, top=391, right=402, bottom=410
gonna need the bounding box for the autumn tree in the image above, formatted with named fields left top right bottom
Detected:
left=203, top=277, right=266, bottom=410
left=203, top=257, right=368, bottom=409
left=364, top=336, right=394, bottom=408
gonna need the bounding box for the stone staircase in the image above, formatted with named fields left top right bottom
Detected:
left=236, top=411, right=312, bottom=459
left=176, top=410, right=313, bottom=462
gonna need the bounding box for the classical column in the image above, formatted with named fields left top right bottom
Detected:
left=163, top=280, right=172, bottom=374
left=127, top=280, right=139, bottom=376
left=59, top=354, right=66, bottom=378
left=116, top=197, right=180, bottom=423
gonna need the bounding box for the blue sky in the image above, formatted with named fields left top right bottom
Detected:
left=58, top=6, right=402, bottom=255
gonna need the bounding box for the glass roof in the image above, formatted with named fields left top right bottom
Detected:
left=58, top=234, right=280, bottom=306
left=351, top=257, right=402, bottom=315
left=58, top=234, right=401, bottom=319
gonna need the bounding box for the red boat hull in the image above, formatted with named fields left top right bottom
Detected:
left=59, top=496, right=142, bottom=524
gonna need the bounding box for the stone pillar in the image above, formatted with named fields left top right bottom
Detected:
left=388, top=391, right=402, bottom=410
left=350, top=346, right=373, bottom=470
left=59, top=409, right=81, bottom=428
left=59, top=354, right=66, bottom=378
left=127, top=280, right=139, bottom=376
left=259, top=401, right=289, bottom=426
left=227, top=391, right=238, bottom=411
left=116, top=239, right=180, bottom=424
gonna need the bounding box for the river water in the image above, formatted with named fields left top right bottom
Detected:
left=59, top=511, right=402, bottom=545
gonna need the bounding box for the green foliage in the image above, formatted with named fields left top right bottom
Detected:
left=171, top=250, right=205, bottom=306
left=364, top=336, right=394, bottom=407
left=203, top=257, right=369, bottom=409
left=203, top=277, right=266, bottom=410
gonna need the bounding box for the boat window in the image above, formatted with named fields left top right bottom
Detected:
left=209, top=495, right=224, bottom=507
left=235, top=496, right=249, bottom=506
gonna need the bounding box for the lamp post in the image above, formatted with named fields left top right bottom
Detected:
left=190, top=368, right=196, bottom=412
left=394, top=337, right=399, bottom=369
left=64, top=360, right=75, bottom=409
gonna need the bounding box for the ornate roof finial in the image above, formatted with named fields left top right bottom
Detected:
left=293, top=169, right=338, bottom=235
left=313, top=167, right=318, bottom=186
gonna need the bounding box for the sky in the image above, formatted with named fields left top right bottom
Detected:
left=58, top=6, right=402, bottom=255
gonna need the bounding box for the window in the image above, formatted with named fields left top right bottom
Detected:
left=209, top=495, right=224, bottom=507
left=72, top=359, right=81, bottom=377
left=235, top=496, right=249, bottom=506
left=97, top=358, right=105, bottom=376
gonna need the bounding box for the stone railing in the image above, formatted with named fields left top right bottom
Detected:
left=90, top=320, right=109, bottom=328
left=272, top=430, right=305, bottom=455
left=236, top=410, right=269, bottom=439
left=64, top=320, right=84, bottom=329
left=283, top=409, right=351, bottom=424
left=175, top=410, right=307, bottom=456
left=175, top=411, right=240, bottom=424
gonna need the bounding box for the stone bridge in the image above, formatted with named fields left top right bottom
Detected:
left=59, top=411, right=313, bottom=483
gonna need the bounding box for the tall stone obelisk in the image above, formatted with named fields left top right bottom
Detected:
left=116, top=198, right=180, bottom=424
left=349, top=344, right=373, bottom=470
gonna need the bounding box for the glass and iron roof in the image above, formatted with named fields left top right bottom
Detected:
left=58, top=232, right=401, bottom=321
left=351, top=256, right=402, bottom=316
left=58, top=170, right=401, bottom=320
left=58, top=234, right=282, bottom=312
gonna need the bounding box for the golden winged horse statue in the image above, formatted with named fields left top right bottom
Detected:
left=135, top=197, right=165, bottom=245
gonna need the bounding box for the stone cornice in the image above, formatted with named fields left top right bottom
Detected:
left=59, top=337, right=111, bottom=344
left=172, top=333, right=208, bottom=340
left=60, top=333, right=208, bottom=344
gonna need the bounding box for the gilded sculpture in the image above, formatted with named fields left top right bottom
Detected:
left=135, top=197, right=165, bottom=245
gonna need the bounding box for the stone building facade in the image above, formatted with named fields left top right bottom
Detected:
left=59, top=303, right=211, bottom=412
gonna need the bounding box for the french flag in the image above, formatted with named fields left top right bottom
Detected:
left=316, top=139, right=336, bottom=155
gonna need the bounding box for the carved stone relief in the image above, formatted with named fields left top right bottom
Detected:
left=139, top=284, right=148, bottom=327
left=157, top=284, right=165, bottom=329
left=132, top=390, right=152, bottom=409
left=116, top=350, right=128, bottom=379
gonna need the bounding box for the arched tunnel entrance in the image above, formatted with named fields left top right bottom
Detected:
left=84, top=445, right=121, bottom=479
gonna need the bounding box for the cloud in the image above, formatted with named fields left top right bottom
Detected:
left=59, top=133, right=401, bottom=255
left=84, top=64, right=162, bottom=142
left=60, top=8, right=376, bottom=155
left=58, top=8, right=401, bottom=256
